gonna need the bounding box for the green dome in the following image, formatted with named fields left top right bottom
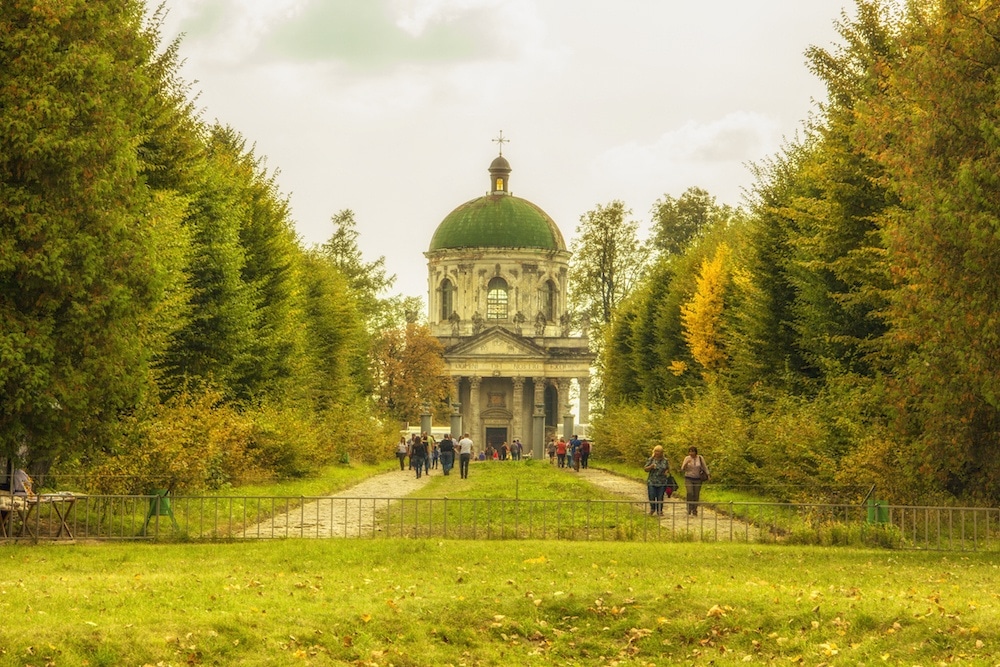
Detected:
left=429, top=194, right=566, bottom=252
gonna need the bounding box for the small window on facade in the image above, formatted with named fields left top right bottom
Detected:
left=540, top=279, right=556, bottom=321
left=440, top=279, right=455, bottom=321
left=495, top=178, right=505, bottom=191
left=486, top=277, right=508, bottom=320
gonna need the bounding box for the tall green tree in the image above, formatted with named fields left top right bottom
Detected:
left=650, top=187, right=733, bottom=257
left=858, top=0, right=1000, bottom=499
left=321, top=209, right=396, bottom=330
left=726, top=143, right=817, bottom=396
left=568, top=200, right=650, bottom=332
left=298, top=250, right=368, bottom=408
left=158, top=129, right=259, bottom=400
left=789, top=0, right=895, bottom=383
left=211, top=124, right=305, bottom=401
left=0, top=0, right=184, bottom=464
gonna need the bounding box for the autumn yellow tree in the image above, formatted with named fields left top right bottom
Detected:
left=681, top=244, right=731, bottom=381
left=370, top=322, right=451, bottom=425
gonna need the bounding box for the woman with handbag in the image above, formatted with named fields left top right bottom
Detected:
left=643, top=445, right=671, bottom=516
left=680, top=446, right=710, bottom=516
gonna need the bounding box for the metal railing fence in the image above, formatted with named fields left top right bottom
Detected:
left=2, top=494, right=998, bottom=551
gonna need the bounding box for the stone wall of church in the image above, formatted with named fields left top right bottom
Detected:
left=425, top=248, right=572, bottom=339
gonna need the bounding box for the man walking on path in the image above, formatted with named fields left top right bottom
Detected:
left=458, top=433, right=474, bottom=479
left=439, top=434, right=455, bottom=475
left=410, top=437, right=428, bottom=479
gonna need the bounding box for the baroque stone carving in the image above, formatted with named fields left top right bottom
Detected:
left=534, top=311, right=547, bottom=336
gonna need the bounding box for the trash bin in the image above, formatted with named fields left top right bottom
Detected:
left=149, top=489, right=172, bottom=515
left=866, top=498, right=889, bottom=525
left=142, top=488, right=179, bottom=535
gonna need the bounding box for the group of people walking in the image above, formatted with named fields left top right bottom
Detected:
left=396, top=432, right=474, bottom=479
left=395, top=433, right=712, bottom=517
left=644, top=445, right=710, bottom=516
left=546, top=435, right=591, bottom=470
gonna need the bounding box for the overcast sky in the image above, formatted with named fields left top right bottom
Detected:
left=157, top=0, right=854, bottom=301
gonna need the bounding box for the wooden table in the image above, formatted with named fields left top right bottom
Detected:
left=0, top=493, right=28, bottom=538
left=1, top=493, right=79, bottom=539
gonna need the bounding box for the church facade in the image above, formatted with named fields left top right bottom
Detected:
left=425, top=152, right=593, bottom=458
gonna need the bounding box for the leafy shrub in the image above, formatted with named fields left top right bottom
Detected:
left=590, top=403, right=659, bottom=464
left=80, top=389, right=388, bottom=494
left=85, top=389, right=256, bottom=494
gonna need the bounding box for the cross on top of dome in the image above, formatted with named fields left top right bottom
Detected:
left=492, top=130, right=509, bottom=156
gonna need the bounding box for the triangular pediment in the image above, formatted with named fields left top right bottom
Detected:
left=446, top=326, right=546, bottom=359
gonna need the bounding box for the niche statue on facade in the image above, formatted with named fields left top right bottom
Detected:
left=534, top=311, right=547, bottom=336
left=472, top=311, right=484, bottom=334
left=513, top=311, right=526, bottom=336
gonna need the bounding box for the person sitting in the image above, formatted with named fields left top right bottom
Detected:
left=12, top=469, right=33, bottom=497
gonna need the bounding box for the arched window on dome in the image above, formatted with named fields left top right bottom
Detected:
left=486, top=277, right=508, bottom=320
left=440, top=279, right=455, bottom=321
left=539, top=279, right=557, bottom=321
left=495, top=177, right=505, bottom=191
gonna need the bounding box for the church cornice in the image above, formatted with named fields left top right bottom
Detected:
left=444, top=326, right=548, bottom=358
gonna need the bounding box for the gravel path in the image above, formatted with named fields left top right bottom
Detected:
left=574, top=466, right=761, bottom=541
left=236, top=469, right=431, bottom=539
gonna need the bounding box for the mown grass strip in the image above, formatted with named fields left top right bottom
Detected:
left=1, top=540, right=997, bottom=666
left=381, top=459, right=664, bottom=540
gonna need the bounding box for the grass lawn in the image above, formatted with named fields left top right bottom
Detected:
left=382, top=459, right=655, bottom=541
left=1, top=539, right=997, bottom=666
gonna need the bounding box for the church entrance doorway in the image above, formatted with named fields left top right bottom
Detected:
left=485, top=427, right=507, bottom=454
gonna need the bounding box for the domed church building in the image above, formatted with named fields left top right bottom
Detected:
left=425, top=148, right=594, bottom=458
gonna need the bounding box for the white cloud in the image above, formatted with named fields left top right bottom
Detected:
left=167, top=0, right=310, bottom=64
left=390, top=0, right=499, bottom=36
left=588, top=112, right=786, bottom=211
left=390, top=0, right=550, bottom=60
left=598, top=111, right=781, bottom=173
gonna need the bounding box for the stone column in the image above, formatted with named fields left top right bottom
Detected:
left=450, top=377, right=464, bottom=437
left=532, top=377, right=547, bottom=457
left=557, top=377, right=574, bottom=440
left=511, top=377, right=524, bottom=441
left=420, top=402, right=432, bottom=438
left=532, top=376, right=546, bottom=412
left=469, top=376, right=481, bottom=444
left=578, top=375, right=591, bottom=425
left=532, top=403, right=546, bottom=460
